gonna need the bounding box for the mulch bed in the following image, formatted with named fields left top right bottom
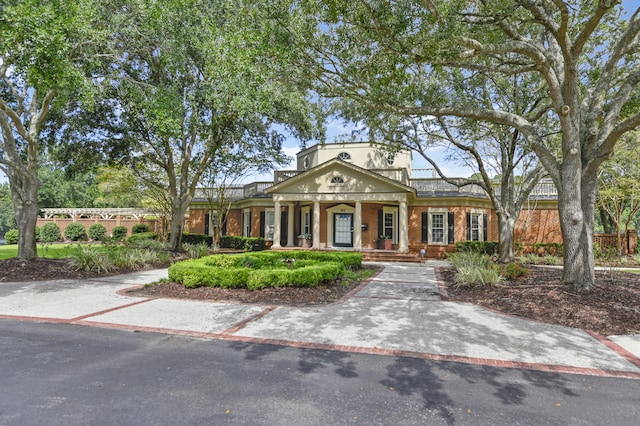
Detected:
left=441, top=266, right=640, bottom=336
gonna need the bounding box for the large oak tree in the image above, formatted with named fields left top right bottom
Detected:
left=289, top=0, right=640, bottom=289
left=106, top=0, right=319, bottom=251
left=0, top=0, right=106, bottom=259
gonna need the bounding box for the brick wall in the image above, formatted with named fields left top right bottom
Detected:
left=514, top=208, right=562, bottom=248
left=36, top=217, right=155, bottom=240
left=205, top=202, right=565, bottom=257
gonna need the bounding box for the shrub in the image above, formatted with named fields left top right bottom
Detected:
left=519, top=253, right=562, bottom=265
left=181, top=232, right=213, bottom=247
left=88, top=223, right=108, bottom=241
left=448, top=251, right=504, bottom=287
left=69, top=246, right=116, bottom=273
left=132, top=223, right=150, bottom=234
left=112, top=226, right=128, bottom=241
left=40, top=223, right=62, bottom=243
left=168, top=251, right=361, bottom=289
left=70, top=244, right=168, bottom=273
left=455, top=241, right=499, bottom=255
left=64, top=222, right=87, bottom=241
left=4, top=229, right=19, bottom=244
left=35, top=226, right=40, bottom=242
left=126, top=232, right=158, bottom=246
left=219, top=236, right=266, bottom=251
left=499, top=262, right=528, bottom=279
left=532, top=242, right=563, bottom=257
left=183, top=242, right=210, bottom=259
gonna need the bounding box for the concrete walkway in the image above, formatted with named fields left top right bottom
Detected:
left=1, top=262, right=640, bottom=379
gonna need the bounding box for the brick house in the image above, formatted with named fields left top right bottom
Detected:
left=186, top=142, right=561, bottom=257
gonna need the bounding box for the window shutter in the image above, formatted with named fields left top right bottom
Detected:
left=483, top=214, right=488, bottom=242
left=204, top=213, right=210, bottom=236
left=259, top=211, right=265, bottom=238
left=447, top=212, right=455, bottom=244
left=378, top=209, right=383, bottom=238
left=421, top=212, right=428, bottom=243
left=466, top=212, right=471, bottom=241
left=281, top=211, right=287, bottom=243
left=221, top=212, right=227, bottom=236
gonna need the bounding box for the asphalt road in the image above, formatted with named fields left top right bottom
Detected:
left=1, top=319, right=639, bottom=426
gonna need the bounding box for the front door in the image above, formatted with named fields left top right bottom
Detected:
left=334, top=213, right=353, bottom=247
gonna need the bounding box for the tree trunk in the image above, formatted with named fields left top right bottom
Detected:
left=168, top=201, right=187, bottom=252
left=497, top=213, right=516, bottom=263
left=9, top=175, right=39, bottom=260
left=558, top=172, right=597, bottom=290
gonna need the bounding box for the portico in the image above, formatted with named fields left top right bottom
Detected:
left=267, top=159, right=414, bottom=252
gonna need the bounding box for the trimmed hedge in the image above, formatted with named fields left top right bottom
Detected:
left=219, top=236, right=266, bottom=251
left=112, top=226, right=128, bottom=241
left=65, top=222, right=87, bottom=241
left=181, top=232, right=213, bottom=247
left=168, top=251, right=361, bottom=289
left=132, top=223, right=150, bottom=234
left=126, top=232, right=157, bottom=245
left=456, top=241, right=499, bottom=255
left=89, top=223, right=108, bottom=241
left=202, top=250, right=361, bottom=270
left=40, top=223, right=62, bottom=243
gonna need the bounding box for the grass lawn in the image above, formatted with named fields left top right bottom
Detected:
left=0, top=243, right=103, bottom=260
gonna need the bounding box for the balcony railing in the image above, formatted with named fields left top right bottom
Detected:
left=409, top=178, right=558, bottom=199
left=243, top=182, right=273, bottom=198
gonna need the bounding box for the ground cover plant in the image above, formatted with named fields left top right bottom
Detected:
left=168, top=251, right=362, bottom=290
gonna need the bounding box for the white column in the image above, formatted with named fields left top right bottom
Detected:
left=287, top=203, right=295, bottom=247
left=272, top=200, right=281, bottom=248
left=354, top=200, right=362, bottom=250
left=312, top=201, right=321, bottom=249
left=399, top=198, right=409, bottom=252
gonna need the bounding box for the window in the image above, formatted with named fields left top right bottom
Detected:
left=431, top=213, right=445, bottom=244
left=303, top=156, right=310, bottom=169
left=471, top=214, right=480, bottom=241
left=243, top=209, right=251, bottom=237
left=379, top=206, right=398, bottom=243
left=427, top=209, right=454, bottom=245
left=330, top=176, right=344, bottom=184
left=337, top=152, right=351, bottom=161
left=467, top=211, right=486, bottom=241
left=301, top=207, right=311, bottom=235
left=264, top=209, right=275, bottom=241
left=386, top=154, right=395, bottom=166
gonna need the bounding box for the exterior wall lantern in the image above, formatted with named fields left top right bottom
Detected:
left=361, top=223, right=368, bottom=231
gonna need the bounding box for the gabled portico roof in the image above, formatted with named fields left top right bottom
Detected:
left=265, top=158, right=416, bottom=196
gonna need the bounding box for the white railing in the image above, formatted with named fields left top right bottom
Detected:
left=410, top=178, right=558, bottom=199
left=274, top=170, right=300, bottom=183
left=243, top=182, right=274, bottom=197
left=41, top=208, right=158, bottom=219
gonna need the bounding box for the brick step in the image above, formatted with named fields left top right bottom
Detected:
left=361, top=251, right=421, bottom=263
